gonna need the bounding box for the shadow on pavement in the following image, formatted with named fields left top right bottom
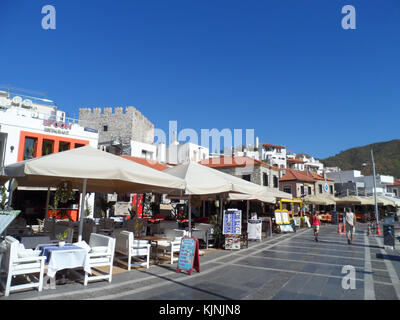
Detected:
left=376, top=253, right=400, bottom=262
left=137, top=268, right=233, bottom=300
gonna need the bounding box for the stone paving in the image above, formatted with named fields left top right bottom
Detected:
left=1, top=223, right=400, bottom=300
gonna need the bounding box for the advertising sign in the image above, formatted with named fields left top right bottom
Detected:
left=176, top=236, right=200, bottom=275
left=222, top=209, right=242, bottom=235
left=224, top=235, right=241, bottom=250
left=248, top=219, right=262, bottom=240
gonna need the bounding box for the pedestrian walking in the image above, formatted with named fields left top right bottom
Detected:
left=345, top=207, right=356, bottom=245
left=311, top=211, right=320, bottom=242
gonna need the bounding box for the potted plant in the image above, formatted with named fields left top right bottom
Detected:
left=209, top=214, right=223, bottom=249
left=49, top=181, right=75, bottom=220
left=0, top=186, right=8, bottom=211
left=56, top=228, right=69, bottom=247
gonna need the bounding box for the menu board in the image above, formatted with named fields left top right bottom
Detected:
left=248, top=219, right=262, bottom=240
left=225, top=235, right=241, bottom=250
left=222, top=209, right=242, bottom=235
left=176, top=236, right=200, bottom=275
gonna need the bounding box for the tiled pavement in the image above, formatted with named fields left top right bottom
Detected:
left=1, top=223, right=400, bottom=300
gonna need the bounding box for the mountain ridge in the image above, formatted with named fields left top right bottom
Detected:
left=320, top=139, right=400, bottom=179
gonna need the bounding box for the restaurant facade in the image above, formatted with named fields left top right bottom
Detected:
left=0, top=89, right=99, bottom=223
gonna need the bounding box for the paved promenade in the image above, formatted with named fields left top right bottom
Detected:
left=1, top=223, right=400, bottom=300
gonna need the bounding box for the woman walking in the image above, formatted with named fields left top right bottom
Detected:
left=312, top=211, right=321, bottom=242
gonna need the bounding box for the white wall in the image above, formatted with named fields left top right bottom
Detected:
left=326, top=170, right=362, bottom=183
left=130, top=140, right=157, bottom=160
left=166, top=141, right=209, bottom=164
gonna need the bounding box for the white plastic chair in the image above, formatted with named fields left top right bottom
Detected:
left=0, top=236, right=46, bottom=297
left=114, top=231, right=150, bottom=270
left=157, top=229, right=182, bottom=264
left=84, top=233, right=116, bottom=286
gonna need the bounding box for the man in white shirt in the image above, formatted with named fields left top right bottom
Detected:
left=345, top=208, right=356, bottom=245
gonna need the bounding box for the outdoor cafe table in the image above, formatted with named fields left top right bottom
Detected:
left=36, top=243, right=91, bottom=289
left=136, top=236, right=172, bottom=265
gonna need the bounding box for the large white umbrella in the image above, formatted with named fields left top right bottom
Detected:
left=164, top=162, right=278, bottom=233
left=3, top=146, right=186, bottom=240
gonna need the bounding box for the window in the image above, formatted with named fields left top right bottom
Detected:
left=263, top=173, right=269, bottom=186
left=42, top=139, right=54, bottom=156
left=75, top=143, right=85, bottom=148
left=283, top=185, right=292, bottom=194
left=23, top=137, right=38, bottom=160
left=308, top=186, right=312, bottom=195
left=319, top=185, right=323, bottom=193
left=103, top=126, right=108, bottom=132
left=300, top=186, right=305, bottom=195
left=59, top=141, right=71, bottom=152
left=242, top=174, right=251, bottom=181
left=330, top=185, right=334, bottom=194
left=273, top=176, right=278, bottom=188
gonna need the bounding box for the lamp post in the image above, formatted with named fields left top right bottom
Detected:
left=371, top=149, right=380, bottom=235
left=363, top=149, right=380, bottom=235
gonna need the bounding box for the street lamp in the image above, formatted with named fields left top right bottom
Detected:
left=362, top=149, right=380, bottom=235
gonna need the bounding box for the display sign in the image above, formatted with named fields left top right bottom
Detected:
left=43, top=120, right=72, bottom=130
left=224, top=234, right=241, bottom=250
left=222, top=209, right=242, bottom=235
left=280, top=224, right=294, bottom=232
left=304, top=216, right=311, bottom=228
left=247, top=219, right=262, bottom=240
left=282, top=211, right=290, bottom=224
left=176, top=236, right=200, bottom=275
left=274, top=211, right=283, bottom=225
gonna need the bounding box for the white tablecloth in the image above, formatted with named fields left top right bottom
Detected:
left=38, top=244, right=91, bottom=278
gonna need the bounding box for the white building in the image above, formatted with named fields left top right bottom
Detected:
left=130, top=140, right=157, bottom=160
left=164, top=138, right=209, bottom=164
left=259, top=143, right=287, bottom=168
left=297, top=155, right=324, bottom=174
left=326, top=170, right=396, bottom=195
left=0, top=88, right=98, bottom=221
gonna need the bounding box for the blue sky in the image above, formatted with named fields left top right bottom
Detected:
left=0, top=0, right=399, bottom=159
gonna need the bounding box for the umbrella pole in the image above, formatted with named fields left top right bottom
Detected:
left=78, top=178, right=87, bottom=242
left=246, top=200, right=249, bottom=222
left=188, top=196, right=191, bottom=237
left=45, top=187, right=50, bottom=219
left=220, top=194, right=225, bottom=226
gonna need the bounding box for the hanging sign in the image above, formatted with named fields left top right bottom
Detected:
left=248, top=219, right=262, bottom=240
left=176, top=236, right=200, bottom=275
left=222, top=209, right=242, bottom=235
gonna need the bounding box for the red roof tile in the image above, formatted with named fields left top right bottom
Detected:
left=261, top=143, right=286, bottom=149
left=389, top=179, right=400, bottom=187
left=121, top=155, right=169, bottom=171
left=287, top=158, right=305, bottom=164
left=199, top=156, right=280, bottom=171
left=279, top=169, right=316, bottom=182
left=307, top=171, right=334, bottom=182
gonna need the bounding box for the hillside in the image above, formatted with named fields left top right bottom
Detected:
left=321, top=139, right=400, bottom=179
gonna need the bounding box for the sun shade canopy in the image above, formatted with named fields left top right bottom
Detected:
left=3, top=146, right=186, bottom=194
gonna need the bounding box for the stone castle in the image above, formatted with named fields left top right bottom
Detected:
left=79, top=106, right=154, bottom=149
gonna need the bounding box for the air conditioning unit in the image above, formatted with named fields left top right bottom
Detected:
left=12, top=96, right=22, bottom=105
left=22, top=99, right=33, bottom=107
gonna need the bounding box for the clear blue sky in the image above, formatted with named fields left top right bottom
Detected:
left=1, top=0, right=399, bottom=159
